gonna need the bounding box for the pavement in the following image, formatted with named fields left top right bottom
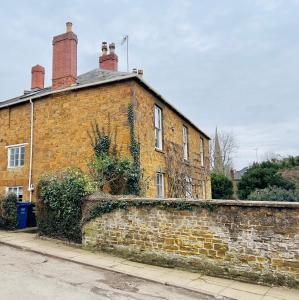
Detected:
left=0, top=230, right=298, bottom=300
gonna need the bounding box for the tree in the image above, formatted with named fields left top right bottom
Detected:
left=210, top=128, right=238, bottom=176
left=248, top=187, right=299, bottom=202
left=211, top=173, right=233, bottom=199
left=237, top=160, right=295, bottom=199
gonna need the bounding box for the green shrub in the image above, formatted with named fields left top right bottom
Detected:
left=0, top=193, right=18, bottom=229
left=211, top=173, right=233, bottom=199
left=89, top=154, right=140, bottom=195
left=238, top=161, right=295, bottom=199
left=37, top=169, right=94, bottom=243
left=248, top=187, right=299, bottom=202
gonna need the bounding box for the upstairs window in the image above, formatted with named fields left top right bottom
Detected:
left=8, top=145, right=25, bottom=168
left=156, top=172, right=164, bottom=198
left=200, top=137, right=204, bottom=167
left=6, top=186, right=23, bottom=201
left=154, top=105, right=163, bottom=150
left=185, top=176, right=192, bottom=198
left=183, top=126, right=188, bottom=160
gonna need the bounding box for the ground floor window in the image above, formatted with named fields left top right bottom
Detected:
left=156, top=172, right=164, bottom=198
left=185, top=176, right=192, bottom=198
left=201, top=180, right=206, bottom=199
left=6, top=186, right=23, bottom=201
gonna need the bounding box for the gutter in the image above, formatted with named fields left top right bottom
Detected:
left=28, top=99, right=34, bottom=202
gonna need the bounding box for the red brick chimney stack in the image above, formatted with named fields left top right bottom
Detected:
left=99, top=42, right=118, bottom=71
left=31, top=65, right=45, bottom=90
left=52, top=22, right=78, bottom=90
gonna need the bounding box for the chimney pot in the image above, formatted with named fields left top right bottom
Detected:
left=137, top=69, right=144, bottom=77
left=102, top=41, right=108, bottom=55
left=109, top=42, right=115, bottom=54
left=132, top=68, right=137, bottom=74
left=31, top=64, right=45, bottom=90
left=66, top=22, right=73, bottom=32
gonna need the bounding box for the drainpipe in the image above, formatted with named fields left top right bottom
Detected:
left=28, top=99, right=34, bottom=202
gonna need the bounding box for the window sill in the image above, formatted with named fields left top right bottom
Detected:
left=155, top=148, right=165, bottom=154
left=7, top=166, right=24, bottom=171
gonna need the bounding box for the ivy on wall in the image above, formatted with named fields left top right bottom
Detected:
left=84, top=198, right=217, bottom=224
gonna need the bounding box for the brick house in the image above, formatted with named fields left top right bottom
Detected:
left=0, top=23, right=211, bottom=201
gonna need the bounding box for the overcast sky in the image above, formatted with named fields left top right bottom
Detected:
left=0, top=0, right=298, bottom=169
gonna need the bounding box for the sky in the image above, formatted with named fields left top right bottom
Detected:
left=0, top=0, right=298, bottom=169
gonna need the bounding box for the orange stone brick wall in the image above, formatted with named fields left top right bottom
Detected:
left=133, top=82, right=211, bottom=199
left=0, top=79, right=211, bottom=200
left=83, top=198, right=299, bottom=288
left=0, top=82, right=133, bottom=200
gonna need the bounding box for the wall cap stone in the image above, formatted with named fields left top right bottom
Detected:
left=85, top=195, right=299, bottom=209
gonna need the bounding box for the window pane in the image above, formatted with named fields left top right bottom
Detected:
left=200, top=138, right=204, bottom=166
left=20, top=147, right=25, bottom=166
left=156, top=173, right=164, bottom=198
left=154, top=106, right=163, bottom=150
left=15, top=147, right=20, bottom=166
left=9, top=148, right=15, bottom=167
left=183, top=127, right=188, bottom=159
left=18, top=187, right=23, bottom=200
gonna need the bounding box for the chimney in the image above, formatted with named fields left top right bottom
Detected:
left=31, top=65, right=45, bottom=90
left=99, top=42, right=118, bottom=71
left=52, top=22, right=78, bottom=90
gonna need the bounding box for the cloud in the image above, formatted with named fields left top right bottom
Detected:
left=0, top=0, right=298, bottom=169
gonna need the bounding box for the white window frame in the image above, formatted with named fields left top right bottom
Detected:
left=154, top=105, right=163, bottom=150
left=183, top=126, right=188, bottom=160
left=201, top=180, right=206, bottom=199
left=185, top=176, right=192, bottom=198
left=200, top=137, right=204, bottom=167
left=6, top=144, right=26, bottom=169
left=6, top=186, right=23, bottom=201
left=156, top=172, right=164, bottom=198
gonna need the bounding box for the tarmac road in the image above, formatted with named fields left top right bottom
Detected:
left=0, top=244, right=220, bottom=300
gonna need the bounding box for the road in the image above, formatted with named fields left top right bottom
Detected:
left=0, top=244, right=218, bottom=300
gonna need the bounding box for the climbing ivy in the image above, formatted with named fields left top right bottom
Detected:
left=127, top=103, right=143, bottom=195
left=84, top=199, right=217, bottom=224
left=88, top=108, right=145, bottom=196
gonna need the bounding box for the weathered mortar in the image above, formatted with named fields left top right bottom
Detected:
left=82, top=198, right=299, bottom=287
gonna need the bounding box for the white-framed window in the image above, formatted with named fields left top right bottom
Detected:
left=183, top=126, right=188, bottom=160
left=201, top=180, right=206, bottom=199
left=185, top=176, right=192, bottom=198
left=200, top=137, right=204, bottom=167
left=156, top=172, right=164, bottom=198
left=154, top=105, right=163, bottom=150
left=7, top=145, right=25, bottom=168
left=6, top=186, right=23, bottom=201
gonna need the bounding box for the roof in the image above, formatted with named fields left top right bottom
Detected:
left=0, top=69, right=210, bottom=139
left=234, top=167, right=249, bottom=180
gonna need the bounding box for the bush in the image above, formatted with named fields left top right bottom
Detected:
left=88, top=118, right=144, bottom=196
left=0, top=193, right=18, bottom=229
left=248, top=187, right=299, bottom=202
left=37, top=169, right=94, bottom=243
left=211, top=173, right=233, bottom=199
left=238, top=161, right=295, bottom=199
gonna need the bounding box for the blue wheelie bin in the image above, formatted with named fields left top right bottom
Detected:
left=17, top=202, right=31, bottom=229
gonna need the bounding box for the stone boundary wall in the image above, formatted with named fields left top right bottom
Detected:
left=82, top=198, right=299, bottom=287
